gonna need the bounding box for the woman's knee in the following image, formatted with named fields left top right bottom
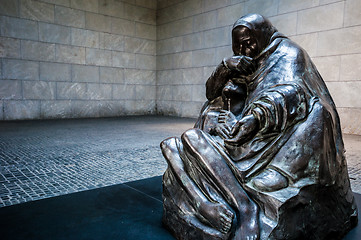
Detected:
left=161, top=137, right=182, bottom=156
left=181, top=128, right=206, bottom=148
left=161, top=137, right=175, bottom=150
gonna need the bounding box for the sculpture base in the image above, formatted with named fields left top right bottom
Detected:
left=267, top=184, right=358, bottom=239
left=162, top=168, right=358, bottom=240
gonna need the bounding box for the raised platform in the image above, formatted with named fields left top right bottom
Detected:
left=0, top=176, right=360, bottom=240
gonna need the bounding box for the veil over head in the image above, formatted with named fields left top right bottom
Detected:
left=232, top=13, right=278, bottom=56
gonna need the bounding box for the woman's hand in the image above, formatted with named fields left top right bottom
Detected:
left=216, top=110, right=238, bottom=139
left=218, top=110, right=237, bottom=124
left=224, top=56, right=256, bottom=76
left=216, top=123, right=232, bottom=139
left=224, top=114, right=259, bottom=145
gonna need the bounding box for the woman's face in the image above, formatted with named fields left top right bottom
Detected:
left=232, top=26, right=259, bottom=58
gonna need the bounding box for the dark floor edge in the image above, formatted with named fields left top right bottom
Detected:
left=0, top=176, right=162, bottom=209
left=123, top=182, right=163, bottom=203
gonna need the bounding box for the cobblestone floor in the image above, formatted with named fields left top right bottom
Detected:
left=345, top=134, right=361, bottom=194
left=0, top=116, right=194, bottom=207
left=0, top=116, right=360, bottom=208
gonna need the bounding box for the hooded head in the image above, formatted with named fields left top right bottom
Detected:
left=232, top=14, right=278, bottom=58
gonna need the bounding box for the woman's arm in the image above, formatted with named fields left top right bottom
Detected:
left=206, top=56, right=256, bottom=101
left=222, top=84, right=308, bottom=146
left=206, top=62, right=231, bottom=101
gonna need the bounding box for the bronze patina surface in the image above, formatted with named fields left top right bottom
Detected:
left=160, top=14, right=358, bottom=240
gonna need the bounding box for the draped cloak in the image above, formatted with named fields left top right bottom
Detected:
left=162, top=14, right=357, bottom=240
left=197, top=13, right=348, bottom=187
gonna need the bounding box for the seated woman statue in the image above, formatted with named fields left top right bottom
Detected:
left=161, top=14, right=357, bottom=240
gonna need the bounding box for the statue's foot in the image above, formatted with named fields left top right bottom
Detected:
left=197, top=201, right=234, bottom=234
left=234, top=203, right=259, bottom=240
left=251, top=168, right=288, bottom=192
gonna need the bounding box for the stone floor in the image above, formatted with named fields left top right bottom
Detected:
left=0, top=116, right=360, bottom=208
left=1, top=176, right=360, bottom=240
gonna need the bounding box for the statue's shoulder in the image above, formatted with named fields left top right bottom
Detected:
left=273, top=38, right=309, bottom=65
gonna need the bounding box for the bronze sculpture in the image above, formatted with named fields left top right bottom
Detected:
left=161, top=14, right=358, bottom=240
